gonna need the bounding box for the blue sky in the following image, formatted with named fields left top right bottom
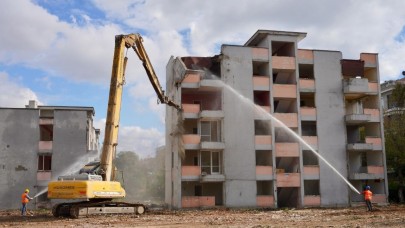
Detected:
left=1, top=0, right=405, bottom=157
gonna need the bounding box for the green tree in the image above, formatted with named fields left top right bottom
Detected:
left=384, top=83, right=405, bottom=202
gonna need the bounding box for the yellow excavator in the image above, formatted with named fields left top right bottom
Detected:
left=47, top=34, right=180, bottom=218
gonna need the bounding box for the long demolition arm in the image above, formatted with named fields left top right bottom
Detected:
left=100, top=34, right=180, bottom=181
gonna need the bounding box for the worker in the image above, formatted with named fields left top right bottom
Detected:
left=21, top=188, right=33, bottom=216
left=363, top=185, right=373, bottom=211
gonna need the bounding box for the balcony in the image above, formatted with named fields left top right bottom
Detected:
left=345, top=113, right=371, bottom=124
left=182, top=135, right=201, bottom=150
left=299, top=79, right=315, bottom=92
left=253, top=76, right=270, bottom=91
left=200, top=141, right=225, bottom=150
left=303, top=195, right=321, bottom=207
left=181, top=166, right=201, bottom=180
left=347, top=143, right=373, bottom=151
left=182, top=196, right=215, bottom=208
left=297, top=49, right=314, bottom=64
left=276, top=173, right=300, bottom=187
left=200, top=174, right=225, bottom=182
left=303, top=166, right=320, bottom=180
left=200, top=110, right=224, bottom=121
left=252, top=48, right=269, bottom=61
left=273, top=84, right=297, bottom=99
left=255, top=135, right=272, bottom=150
left=39, top=141, right=52, bottom=152
left=257, top=195, right=274, bottom=207
left=275, top=143, right=299, bottom=157
left=301, top=136, right=318, bottom=150
left=256, top=166, right=273, bottom=180
left=273, top=113, right=298, bottom=128
left=343, top=78, right=378, bottom=98
left=272, top=56, right=296, bottom=71
left=300, top=107, right=316, bottom=121
left=349, top=166, right=385, bottom=179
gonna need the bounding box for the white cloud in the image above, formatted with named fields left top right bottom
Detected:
left=0, top=72, right=40, bottom=108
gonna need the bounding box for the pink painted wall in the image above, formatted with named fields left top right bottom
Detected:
left=276, top=173, right=300, bottom=187
left=39, top=141, right=52, bottom=151
left=253, top=76, right=270, bottom=87
left=302, top=136, right=318, bottom=146
left=183, top=73, right=201, bottom=83
left=303, top=166, right=320, bottom=175
left=273, top=113, right=298, bottom=127
left=182, top=135, right=201, bottom=144
left=300, top=107, right=316, bottom=117
left=367, top=166, right=384, bottom=174
left=255, top=135, right=272, bottom=145
left=298, top=49, right=314, bottom=60
left=275, top=143, right=299, bottom=157
left=273, top=84, right=297, bottom=98
left=252, top=48, right=269, bottom=60
left=182, top=92, right=222, bottom=110
left=256, top=166, right=273, bottom=175
left=299, top=79, right=315, bottom=89
left=182, top=166, right=201, bottom=176
left=360, top=53, right=377, bottom=65
left=272, top=56, right=296, bottom=70
left=365, top=137, right=382, bottom=146
left=257, top=196, right=274, bottom=207
left=182, top=196, right=215, bottom=208
left=368, top=82, right=378, bottom=92
left=183, top=104, right=200, bottom=114
left=37, top=171, right=51, bottom=181
left=363, top=108, right=379, bottom=117
left=303, top=196, right=321, bottom=206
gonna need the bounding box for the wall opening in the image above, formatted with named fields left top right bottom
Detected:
left=277, top=187, right=299, bottom=207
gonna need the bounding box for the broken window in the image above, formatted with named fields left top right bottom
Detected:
left=38, top=155, right=52, bottom=171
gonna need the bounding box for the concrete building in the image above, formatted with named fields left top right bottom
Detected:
left=165, top=30, right=388, bottom=209
left=381, top=77, right=405, bottom=115
left=0, top=100, right=100, bottom=209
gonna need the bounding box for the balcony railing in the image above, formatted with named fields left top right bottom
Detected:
left=363, top=109, right=380, bottom=122
left=349, top=166, right=385, bottom=179
left=182, top=104, right=200, bottom=118
left=297, top=49, right=314, bottom=64
left=343, top=78, right=378, bottom=94
left=253, top=76, right=270, bottom=91
left=256, top=166, right=273, bottom=180
left=360, top=53, right=377, bottom=67
left=301, top=136, right=318, bottom=150
left=273, top=84, right=297, bottom=99
left=299, top=79, right=315, bottom=92
left=300, top=107, right=316, bottom=121
left=257, top=195, right=274, bottom=207
left=273, top=113, right=298, bottom=128
left=182, top=196, right=215, bottom=208
left=182, top=166, right=201, bottom=177
left=252, top=48, right=269, bottom=61
left=275, top=143, right=299, bottom=157
left=255, top=135, right=272, bottom=150
left=182, top=135, right=201, bottom=150
left=276, top=173, right=300, bottom=187
left=272, top=56, right=296, bottom=71
left=39, top=141, right=52, bottom=152
left=303, top=195, right=321, bottom=207
left=365, top=136, right=382, bottom=150
left=303, top=166, right=320, bottom=179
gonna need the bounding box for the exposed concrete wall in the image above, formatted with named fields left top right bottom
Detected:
left=221, top=45, right=257, bottom=207
left=313, top=51, right=349, bottom=206
left=0, top=109, right=39, bottom=209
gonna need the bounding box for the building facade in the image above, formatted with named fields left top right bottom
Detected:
left=381, top=77, right=405, bottom=114
left=0, top=100, right=100, bottom=209
left=165, top=30, right=388, bottom=208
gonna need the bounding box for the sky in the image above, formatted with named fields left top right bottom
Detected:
left=1, top=0, right=405, bottom=158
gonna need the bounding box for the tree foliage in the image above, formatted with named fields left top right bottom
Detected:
left=384, top=83, right=405, bottom=202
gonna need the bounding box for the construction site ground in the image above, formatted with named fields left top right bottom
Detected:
left=1, top=204, right=404, bottom=227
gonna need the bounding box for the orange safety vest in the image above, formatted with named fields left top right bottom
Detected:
left=363, top=190, right=372, bottom=200
left=21, top=193, right=29, bottom=204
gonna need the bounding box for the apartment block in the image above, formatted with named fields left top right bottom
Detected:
left=0, top=100, right=100, bottom=209
left=165, top=30, right=388, bottom=209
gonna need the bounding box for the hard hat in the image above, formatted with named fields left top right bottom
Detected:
left=25, top=188, right=29, bottom=193
left=365, top=186, right=370, bottom=190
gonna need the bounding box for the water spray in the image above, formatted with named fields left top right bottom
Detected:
left=218, top=79, right=361, bottom=195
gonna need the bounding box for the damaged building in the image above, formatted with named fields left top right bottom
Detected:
left=0, top=100, right=100, bottom=209
left=165, top=30, right=388, bottom=208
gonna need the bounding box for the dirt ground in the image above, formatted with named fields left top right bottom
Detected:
left=1, top=204, right=404, bottom=227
